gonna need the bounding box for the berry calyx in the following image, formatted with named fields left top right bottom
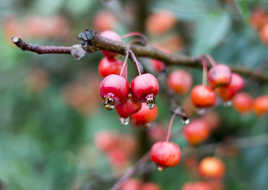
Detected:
left=100, top=30, right=121, bottom=58
left=232, top=92, right=253, bottom=114
left=208, top=64, right=232, bottom=88
left=131, top=103, right=158, bottom=125
left=100, top=74, right=129, bottom=110
left=131, top=73, right=159, bottom=109
left=253, top=95, right=268, bottom=115
left=150, top=141, right=181, bottom=169
left=199, top=157, right=226, bottom=179
left=168, top=70, right=192, bottom=95
left=183, top=119, right=210, bottom=145
left=191, top=85, right=217, bottom=108
left=115, top=95, right=141, bottom=119
left=217, top=73, right=244, bottom=101
left=98, top=57, right=123, bottom=77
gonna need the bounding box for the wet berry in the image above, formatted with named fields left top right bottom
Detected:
left=115, top=96, right=142, bottom=119
left=183, top=119, right=210, bottom=145
left=98, top=57, right=123, bottom=77
left=131, top=73, right=159, bottom=109
left=131, top=103, right=158, bottom=125
left=232, top=92, right=253, bottom=114
left=100, top=74, right=129, bottom=110
left=191, top=85, right=217, bottom=108
left=168, top=70, right=192, bottom=95
left=150, top=141, right=181, bottom=169
left=208, top=64, right=231, bottom=89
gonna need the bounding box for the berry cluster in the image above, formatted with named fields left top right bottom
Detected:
left=121, top=179, right=161, bottom=190
left=98, top=30, right=159, bottom=125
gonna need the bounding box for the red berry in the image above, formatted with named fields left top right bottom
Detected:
left=150, top=59, right=165, bottom=73
left=182, top=182, right=213, bottom=190
left=100, top=30, right=121, bottom=58
left=131, top=73, right=159, bottom=108
left=120, top=179, right=142, bottom=190
left=202, top=111, right=220, bottom=130
left=208, top=64, right=232, bottom=88
left=141, top=183, right=161, bottom=190
left=98, top=57, right=123, bottom=77
left=183, top=119, right=210, bottom=145
left=115, top=96, right=141, bottom=118
left=147, top=124, right=167, bottom=142
left=108, top=149, right=128, bottom=168
left=191, top=85, right=217, bottom=108
left=253, top=95, right=268, bottom=115
left=100, top=74, right=129, bottom=110
left=93, top=11, right=117, bottom=32
left=94, top=131, right=117, bottom=152
left=150, top=141, right=181, bottom=169
left=168, top=70, right=192, bottom=95
left=217, top=73, right=244, bottom=101
left=232, top=92, right=253, bottom=114
left=131, top=103, right=158, bottom=125
left=199, top=157, right=226, bottom=179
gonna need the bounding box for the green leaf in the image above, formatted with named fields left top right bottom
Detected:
left=235, top=0, right=250, bottom=23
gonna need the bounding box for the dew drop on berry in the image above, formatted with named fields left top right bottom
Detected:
left=104, top=96, right=115, bottom=110
left=120, top=117, right=130, bottom=125
left=146, top=94, right=156, bottom=109
left=157, top=166, right=164, bottom=171
left=181, top=117, right=190, bottom=125
left=224, top=101, right=232, bottom=107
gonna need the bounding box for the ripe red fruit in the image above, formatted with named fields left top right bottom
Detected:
left=253, top=95, right=268, bottom=115
left=99, top=74, right=129, bottom=110
left=94, top=131, right=117, bottom=152
left=131, top=103, right=158, bottom=125
left=141, top=183, right=161, bottom=190
left=100, top=30, right=121, bottom=58
left=232, top=92, right=253, bottom=114
left=146, top=10, right=176, bottom=35
left=120, top=179, right=142, bottom=190
left=208, top=64, right=232, bottom=88
left=183, top=119, right=210, bottom=145
left=182, top=182, right=213, bottom=190
left=93, top=11, right=117, bottom=32
left=202, top=111, right=220, bottom=130
left=250, top=8, right=268, bottom=31
left=131, top=73, right=159, bottom=108
left=168, top=70, right=192, bottom=95
left=191, top=85, right=217, bottom=108
left=199, top=157, right=226, bottom=179
left=115, top=96, right=142, bottom=118
left=108, top=149, right=128, bottom=168
left=150, top=141, right=181, bottom=169
left=217, top=73, right=244, bottom=101
left=149, top=59, right=165, bottom=73
left=98, top=57, right=123, bottom=77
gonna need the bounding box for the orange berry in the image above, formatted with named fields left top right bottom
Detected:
left=199, top=157, right=226, bottom=179
left=232, top=92, right=253, bottom=114
left=131, top=103, right=158, bottom=125
left=168, top=70, right=192, bottom=95
left=191, top=85, right=217, bottom=108
left=253, top=95, right=268, bottom=115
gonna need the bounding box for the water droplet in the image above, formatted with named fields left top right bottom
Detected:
left=224, top=101, right=232, bottom=107
left=146, top=95, right=155, bottom=109
left=104, top=96, right=115, bottom=110
left=181, top=117, right=190, bottom=125
left=197, top=108, right=206, bottom=115
left=120, top=117, right=129, bottom=125
left=157, top=166, right=164, bottom=171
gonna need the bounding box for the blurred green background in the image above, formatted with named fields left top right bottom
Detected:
left=0, top=0, right=268, bottom=189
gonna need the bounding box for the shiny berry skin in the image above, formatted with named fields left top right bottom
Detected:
left=217, top=73, right=244, bottom=101
left=100, top=30, right=121, bottom=58
left=115, top=96, right=141, bottom=118
left=150, top=59, right=165, bottom=73
left=98, top=57, right=123, bottom=77
left=183, top=119, right=210, bottom=145
left=191, top=85, right=217, bottom=108
left=199, top=157, right=226, bottom=179
left=131, top=73, right=159, bottom=107
left=253, top=95, right=268, bottom=115
left=131, top=103, right=158, bottom=125
left=232, top=92, right=253, bottom=114
left=182, top=182, right=213, bottom=190
left=208, top=64, right=231, bottom=89
left=120, top=179, right=142, bottom=190
left=141, top=183, right=161, bottom=190
left=150, top=141, right=181, bottom=168
left=168, top=70, right=192, bottom=95
left=100, top=74, right=129, bottom=110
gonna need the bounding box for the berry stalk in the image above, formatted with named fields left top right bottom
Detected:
left=166, top=113, right=176, bottom=142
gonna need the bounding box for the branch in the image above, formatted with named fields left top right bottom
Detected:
left=11, top=33, right=268, bottom=82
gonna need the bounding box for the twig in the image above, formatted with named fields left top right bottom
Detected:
left=11, top=34, right=268, bottom=82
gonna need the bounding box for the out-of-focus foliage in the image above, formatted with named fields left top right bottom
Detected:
left=0, top=0, right=268, bottom=190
